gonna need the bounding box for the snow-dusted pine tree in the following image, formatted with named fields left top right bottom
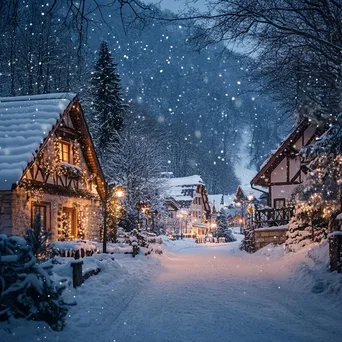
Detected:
left=216, top=209, right=228, bottom=237
left=90, top=41, right=126, bottom=159
left=25, top=212, right=51, bottom=261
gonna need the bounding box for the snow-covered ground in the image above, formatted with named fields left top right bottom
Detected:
left=1, top=237, right=342, bottom=342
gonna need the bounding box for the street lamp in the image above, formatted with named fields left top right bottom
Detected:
left=177, top=210, right=188, bottom=239
left=235, top=201, right=244, bottom=233
left=247, top=193, right=255, bottom=202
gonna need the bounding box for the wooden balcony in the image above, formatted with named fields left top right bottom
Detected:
left=253, top=206, right=295, bottom=228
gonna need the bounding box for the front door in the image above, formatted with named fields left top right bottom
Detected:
left=63, top=207, right=77, bottom=239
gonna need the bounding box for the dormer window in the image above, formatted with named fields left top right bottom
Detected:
left=60, top=141, right=71, bottom=163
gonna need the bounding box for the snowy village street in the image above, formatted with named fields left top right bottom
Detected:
left=108, top=238, right=342, bottom=342
left=1, top=236, right=342, bottom=342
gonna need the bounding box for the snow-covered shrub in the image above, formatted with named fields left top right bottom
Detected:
left=0, top=235, right=68, bottom=331
left=286, top=201, right=330, bottom=252
left=224, top=228, right=237, bottom=242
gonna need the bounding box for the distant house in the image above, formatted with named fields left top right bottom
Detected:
left=165, top=175, right=211, bottom=236
left=251, top=120, right=323, bottom=208
left=0, top=93, right=105, bottom=240
left=163, top=196, right=180, bottom=234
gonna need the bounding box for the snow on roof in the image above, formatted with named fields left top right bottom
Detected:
left=165, top=175, right=204, bottom=201
left=0, top=92, right=76, bottom=190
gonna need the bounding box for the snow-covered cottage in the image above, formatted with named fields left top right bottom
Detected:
left=251, top=120, right=322, bottom=208
left=165, top=175, right=211, bottom=237
left=0, top=93, right=105, bottom=240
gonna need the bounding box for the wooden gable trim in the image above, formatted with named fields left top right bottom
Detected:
left=200, top=184, right=211, bottom=217
left=251, top=120, right=311, bottom=187
left=269, top=181, right=301, bottom=186
left=290, top=169, right=301, bottom=183
left=68, top=100, right=106, bottom=202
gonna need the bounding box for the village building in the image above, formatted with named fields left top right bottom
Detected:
left=163, top=196, right=180, bottom=235
left=0, top=93, right=105, bottom=240
left=251, top=119, right=323, bottom=209
left=249, top=119, right=325, bottom=249
left=165, top=175, right=211, bottom=237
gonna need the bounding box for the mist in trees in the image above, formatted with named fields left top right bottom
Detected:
left=0, top=0, right=286, bottom=195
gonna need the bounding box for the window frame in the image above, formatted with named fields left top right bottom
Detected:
left=62, top=207, right=77, bottom=238
left=31, top=202, right=51, bottom=231
left=60, top=140, right=71, bottom=164
left=274, top=198, right=286, bottom=208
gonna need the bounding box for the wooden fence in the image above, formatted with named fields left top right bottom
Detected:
left=254, top=207, right=295, bottom=228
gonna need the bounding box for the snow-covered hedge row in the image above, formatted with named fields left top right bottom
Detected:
left=49, top=240, right=98, bottom=258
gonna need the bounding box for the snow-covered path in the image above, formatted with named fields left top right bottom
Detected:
left=109, top=240, right=342, bottom=342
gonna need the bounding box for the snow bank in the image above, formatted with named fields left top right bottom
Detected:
left=50, top=240, right=98, bottom=256
left=254, top=243, right=286, bottom=260
left=256, top=241, right=342, bottom=295
left=0, top=250, right=162, bottom=341
left=286, top=242, right=342, bottom=295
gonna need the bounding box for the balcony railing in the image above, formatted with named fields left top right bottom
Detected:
left=253, top=206, right=295, bottom=228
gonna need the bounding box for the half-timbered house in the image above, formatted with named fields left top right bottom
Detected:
left=251, top=120, right=323, bottom=208
left=250, top=119, right=325, bottom=229
left=165, top=175, right=211, bottom=237
left=0, top=93, right=105, bottom=240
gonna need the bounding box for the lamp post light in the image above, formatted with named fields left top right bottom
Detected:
left=236, top=201, right=244, bottom=233
left=177, top=210, right=188, bottom=239
left=247, top=193, right=255, bottom=229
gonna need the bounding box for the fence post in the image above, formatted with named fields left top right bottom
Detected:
left=71, top=260, right=83, bottom=288
left=132, top=242, right=138, bottom=258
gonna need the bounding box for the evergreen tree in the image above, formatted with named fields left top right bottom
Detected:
left=25, top=212, right=51, bottom=261
left=216, top=209, right=228, bottom=238
left=90, top=41, right=126, bottom=159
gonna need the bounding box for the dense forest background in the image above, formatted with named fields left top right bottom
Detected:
left=0, top=1, right=288, bottom=194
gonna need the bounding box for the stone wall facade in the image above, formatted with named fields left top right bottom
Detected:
left=0, top=191, right=13, bottom=235
left=254, top=227, right=288, bottom=250
left=10, top=188, right=102, bottom=241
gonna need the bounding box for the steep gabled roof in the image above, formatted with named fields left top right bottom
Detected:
left=0, top=93, right=106, bottom=200
left=251, top=120, right=311, bottom=187
left=165, top=175, right=204, bottom=202
left=0, top=93, right=75, bottom=190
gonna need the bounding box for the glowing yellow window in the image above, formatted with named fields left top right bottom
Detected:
left=60, top=141, right=71, bottom=163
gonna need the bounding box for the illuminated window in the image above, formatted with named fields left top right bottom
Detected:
left=31, top=202, right=51, bottom=231
left=60, top=141, right=71, bottom=163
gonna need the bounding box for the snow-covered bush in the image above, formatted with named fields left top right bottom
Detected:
left=118, top=229, right=163, bottom=256
left=286, top=201, right=329, bottom=252
left=0, top=235, right=68, bottom=331
left=224, top=228, right=237, bottom=242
